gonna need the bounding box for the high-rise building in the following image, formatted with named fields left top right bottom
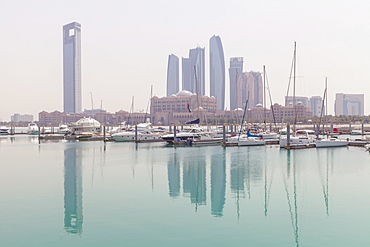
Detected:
left=63, top=22, right=82, bottom=114
left=229, top=57, right=244, bottom=110
left=166, top=54, right=179, bottom=96
left=236, top=71, right=263, bottom=109
left=182, top=57, right=191, bottom=92
left=190, top=47, right=205, bottom=96
left=210, top=35, right=225, bottom=111
left=182, top=47, right=205, bottom=96
left=11, top=113, right=33, bottom=122
left=335, top=93, right=364, bottom=116
left=310, top=96, right=324, bottom=117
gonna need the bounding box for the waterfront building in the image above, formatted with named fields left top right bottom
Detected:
left=167, top=54, right=179, bottom=96
left=229, top=57, right=244, bottom=110
left=335, top=93, right=364, bottom=116
left=310, top=96, right=324, bottom=117
left=286, top=96, right=324, bottom=117
left=209, top=35, right=225, bottom=111
left=285, top=96, right=309, bottom=107
left=247, top=103, right=312, bottom=123
left=236, top=71, right=263, bottom=109
left=150, top=90, right=217, bottom=125
left=268, top=103, right=312, bottom=122
left=11, top=113, right=33, bottom=123
left=63, top=22, right=82, bottom=114
left=39, top=111, right=66, bottom=126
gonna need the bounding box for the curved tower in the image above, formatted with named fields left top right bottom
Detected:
left=166, top=54, right=179, bottom=96
left=210, top=35, right=225, bottom=110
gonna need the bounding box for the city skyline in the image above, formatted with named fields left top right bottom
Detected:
left=1, top=0, right=370, bottom=121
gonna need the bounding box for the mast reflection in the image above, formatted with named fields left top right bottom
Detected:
left=64, top=146, right=83, bottom=234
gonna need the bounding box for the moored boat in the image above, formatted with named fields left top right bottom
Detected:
left=0, top=126, right=10, bottom=135
left=27, top=122, right=39, bottom=135
left=315, top=137, right=348, bottom=148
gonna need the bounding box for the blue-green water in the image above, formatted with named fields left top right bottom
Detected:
left=1, top=135, right=370, bottom=247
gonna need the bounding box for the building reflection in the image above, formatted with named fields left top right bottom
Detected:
left=64, top=147, right=83, bottom=234
left=167, top=148, right=227, bottom=216
left=183, top=154, right=207, bottom=208
left=166, top=147, right=265, bottom=217
left=167, top=153, right=180, bottom=198
left=210, top=150, right=226, bottom=217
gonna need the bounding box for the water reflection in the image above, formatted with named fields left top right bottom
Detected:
left=283, top=150, right=299, bottom=247
left=167, top=152, right=180, bottom=198
left=210, top=149, right=226, bottom=217
left=64, top=146, right=83, bottom=234
left=183, top=153, right=207, bottom=210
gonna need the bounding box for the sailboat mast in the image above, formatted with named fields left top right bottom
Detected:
left=194, top=66, right=201, bottom=125
left=263, top=65, right=266, bottom=131
left=293, top=41, right=297, bottom=132
left=325, top=77, right=328, bottom=121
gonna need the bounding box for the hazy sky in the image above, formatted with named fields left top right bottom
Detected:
left=1, top=0, right=369, bottom=121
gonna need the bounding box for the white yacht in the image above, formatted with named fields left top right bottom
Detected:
left=0, top=126, right=10, bottom=135
left=112, top=121, right=162, bottom=142
left=315, top=137, right=348, bottom=148
left=57, top=124, right=70, bottom=134
left=174, top=132, right=222, bottom=146
left=279, top=129, right=316, bottom=148
left=112, top=130, right=162, bottom=142
left=27, top=122, right=39, bottom=135
left=67, top=117, right=101, bottom=140
left=161, top=127, right=205, bottom=144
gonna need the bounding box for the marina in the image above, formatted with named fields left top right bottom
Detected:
left=1, top=134, right=370, bottom=246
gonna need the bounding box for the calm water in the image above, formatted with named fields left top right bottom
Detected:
left=1, top=135, right=370, bottom=246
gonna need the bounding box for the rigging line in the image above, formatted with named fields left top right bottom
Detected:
left=263, top=65, right=266, bottom=130
left=264, top=68, right=277, bottom=129
left=283, top=46, right=295, bottom=124
left=318, top=79, right=327, bottom=137
left=144, top=85, right=153, bottom=122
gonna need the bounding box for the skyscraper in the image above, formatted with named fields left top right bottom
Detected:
left=335, top=93, right=364, bottom=116
left=309, top=96, right=324, bottom=117
left=166, top=54, right=179, bottom=96
left=209, top=35, right=225, bottom=111
left=182, top=57, right=191, bottom=92
left=229, top=57, right=244, bottom=110
left=236, top=71, right=263, bottom=109
left=190, top=47, right=205, bottom=97
left=182, top=47, right=205, bottom=96
left=63, top=22, right=81, bottom=114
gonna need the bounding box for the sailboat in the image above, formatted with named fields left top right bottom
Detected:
left=259, top=65, right=279, bottom=139
left=279, top=42, right=316, bottom=149
left=315, top=78, right=348, bottom=148
left=225, top=100, right=265, bottom=146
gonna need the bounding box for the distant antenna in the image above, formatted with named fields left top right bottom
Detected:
left=90, top=92, right=94, bottom=110
left=100, top=100, right=103, bottom=110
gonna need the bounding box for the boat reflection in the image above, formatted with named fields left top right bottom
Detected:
left=64, top=146, right=83, bottom=234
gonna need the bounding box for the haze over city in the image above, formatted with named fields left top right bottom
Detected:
left=1, top=0, right=369, bottom=121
